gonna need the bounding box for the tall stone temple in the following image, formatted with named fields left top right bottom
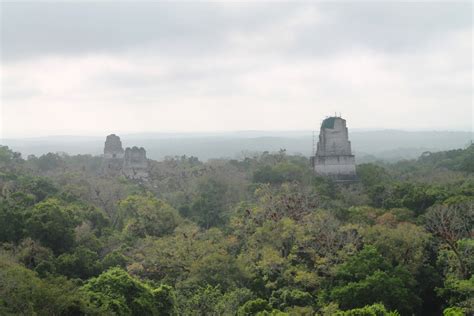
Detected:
left=102, top=134, right=148, bottom=180
left=311, top=116, right=356, bottom=181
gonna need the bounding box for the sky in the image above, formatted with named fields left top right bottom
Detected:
left=0, top=1, right=472, bottom=138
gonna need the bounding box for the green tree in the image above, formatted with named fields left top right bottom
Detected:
left=56, top=246, right=102, bottom=279
left=334, top=303, right=400, bottom=316
left=187, top=252, right=246, bottom=290
left=35, top=152, right=64, bottom=172
left=117, top=194, right=181, bottom=238
left=190, top=178, right=228, bottom=228
left=21, top=177, right=58, bottom=203
left=15, top=238, right=56, bottom=276
left=362, top=222, right=431, bottom=274
left=82, top=267, right=177, bottom=315
left=269, top=288, right=313, bottom=311
left=253, top=162, right=305, bottom=185
left=0, top=198, right=26, bottom=242
left=102, top=250, right=128, bottom=270
left=26, top=198, right=77, bottom=254
left=183, top=284, right=223, bottom=315
left=0, top=254, right=97, bottom=315
left=357, top=164, right=390, bottom=188
left=329, top=246, right=421, bottom=315
left=238, top=298, right=272, bottom=316
left=437, top=275, right=474, bottom=315
left=443, top=306, right=466, bottom=316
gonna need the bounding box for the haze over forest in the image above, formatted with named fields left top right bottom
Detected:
left=2, top=130, right=473, bottom=162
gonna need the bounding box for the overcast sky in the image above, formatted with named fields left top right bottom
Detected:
left=1, top=1, right=472, bottom=138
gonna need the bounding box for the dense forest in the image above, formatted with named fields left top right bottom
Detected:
left=0, top=144, right=473, bottom=315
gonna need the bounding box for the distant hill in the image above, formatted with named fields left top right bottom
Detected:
left=1, top=130, right=472, bottom=162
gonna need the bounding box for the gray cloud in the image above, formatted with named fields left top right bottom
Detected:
left=1, top=2, right=295, bottom=60
left=2, top=2, right=471, bottom=60
left=1, top=2, right=472, bottom=137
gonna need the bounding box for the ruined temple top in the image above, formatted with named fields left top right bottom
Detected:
left=104, top=134, right=124, bottom=157
left=316, top=117, right=353, bottom=156
left=123, top=146, right=148, bottom=168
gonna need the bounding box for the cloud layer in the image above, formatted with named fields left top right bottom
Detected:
left=1, top=2, right=472, bottom=137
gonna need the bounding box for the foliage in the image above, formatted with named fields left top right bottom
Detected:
left=253, top=162, right=305, bottom=185
left=26, top=198, right=77, bottom=254
left=269, top=288, right=314, bottom=310
left=56, top=246, right=102, bottom=279
left=0, top=146, right=473, bottom=315
left=329, top=246, right=421, bottom=315
left=419, top=145, right=474, bottom=173
left=118, top=194, right=181, bottom=237
left=238, top=298, right=272, bottom=316
left=189, top=177, right=229, bottom=228
left=443, top=306, right=466, bottom=316
left=81, top=267, right=177, bottom=315
left=334, top=303, right=400, bottom=316
left=436, top=275, right=474, bottom=315
left=0, top=254, right=98, bottom=315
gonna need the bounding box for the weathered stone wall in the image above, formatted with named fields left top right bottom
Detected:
left=316, top=117, right=352, bottom=156
left=312, top=117, right=356, bottom=180
left=122, top=146, right=148, bottom=180
left=313, top=155, right=356, bottom=177
left=102, top=134, right=124, bottom=176
left=102, top=135, right=148, bottom=180
left=104, top=134, right=124, bottom=159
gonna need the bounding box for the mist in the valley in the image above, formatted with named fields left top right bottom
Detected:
left=2, top=130, right=472, bottom=163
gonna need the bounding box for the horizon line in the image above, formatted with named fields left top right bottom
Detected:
left=1, top=128, right=473, bottom=141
